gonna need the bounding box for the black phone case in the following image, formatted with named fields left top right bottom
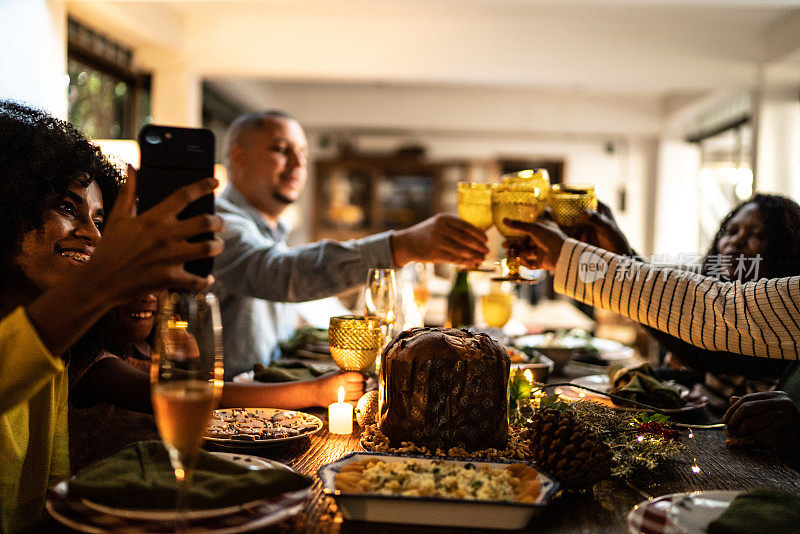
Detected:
left=137, top=125, right=215, bottom=278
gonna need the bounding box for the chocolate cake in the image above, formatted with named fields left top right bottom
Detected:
left=378, top=327, right=510, bottom=451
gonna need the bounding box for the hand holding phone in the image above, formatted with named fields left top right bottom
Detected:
left=137, top=125, right=216, bottom=278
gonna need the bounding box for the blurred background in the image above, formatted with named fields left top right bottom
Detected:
left=2, top=0, right=799, bottom=260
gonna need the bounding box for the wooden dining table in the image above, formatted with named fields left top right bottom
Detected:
left=35, top=406, right=800, bottom=534
left=207, top=416, right=800, bottom=534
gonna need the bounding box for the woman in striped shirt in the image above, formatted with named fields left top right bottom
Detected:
left=503, top=214, right=800, bottom=460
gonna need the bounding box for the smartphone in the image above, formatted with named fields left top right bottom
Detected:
left=137, top=124, right=216, bottom=278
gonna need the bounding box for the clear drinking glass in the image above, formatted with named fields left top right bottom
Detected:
left=364, top=268, right=397, bottom=347
left=491, top=169, right=550, bottom=282
left=410, top=262, right=432, bottom=324
left=150, top=291, right=224, bottom=532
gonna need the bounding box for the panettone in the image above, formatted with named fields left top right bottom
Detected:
left=378, top=327, right=510, bottom=451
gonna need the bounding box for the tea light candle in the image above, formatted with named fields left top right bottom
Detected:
left=328, top=386, right=353, bottom=434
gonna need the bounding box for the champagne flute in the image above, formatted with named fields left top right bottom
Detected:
left=492, top=169, right=550, bottom=283
left=364, top=268, right=397, bottom=347
left=410, top=262, right=432, bottom=325
left=150, top=291, right=224, bottom=532
left=457, top=182, right=497, bottom=272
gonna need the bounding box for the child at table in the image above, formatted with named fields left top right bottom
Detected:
left=69, top=293, right=364, bottom=470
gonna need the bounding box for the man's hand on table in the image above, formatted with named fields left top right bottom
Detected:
left=721, top=391, right=800, bottom=460
left=502, top=218, right=567, bottom=271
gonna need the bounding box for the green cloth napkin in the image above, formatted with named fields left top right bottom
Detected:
left=253, top=362, right=320, bottom=382
left=278, top=326, right=329, bottom=357
left=610, top=365, right=685, bottom=409
left=68, top=441, right=312, bottom=510
left=707, top=489, right=800, bottom=534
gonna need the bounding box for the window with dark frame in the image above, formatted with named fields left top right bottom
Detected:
left=66, top=18, right=151, bottom=139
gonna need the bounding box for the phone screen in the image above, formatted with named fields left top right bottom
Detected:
left=137, top=125, right=216, bottom=278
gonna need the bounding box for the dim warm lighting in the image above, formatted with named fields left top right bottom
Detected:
left=523, top=369, right=533, bottom=383
left=168, top=319, right=189, bottom=329
left=328, top=386, right=353, bottom=434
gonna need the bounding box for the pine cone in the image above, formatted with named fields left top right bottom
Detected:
left=523, top=408, right=613, bottom=489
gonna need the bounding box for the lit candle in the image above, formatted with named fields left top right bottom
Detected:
left=328, top=386, right=353, bottom=435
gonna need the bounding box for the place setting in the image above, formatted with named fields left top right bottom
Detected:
left=42, top=292, right=317, bottom=533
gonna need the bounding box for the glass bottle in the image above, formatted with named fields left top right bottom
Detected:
left=446, top=269, right=475, bottom=328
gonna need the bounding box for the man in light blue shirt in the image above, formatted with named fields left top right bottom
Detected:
left=213, top=111, right=489, bottom=379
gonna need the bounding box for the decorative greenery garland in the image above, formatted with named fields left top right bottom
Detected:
left=510, top=370, right=686, bottom=478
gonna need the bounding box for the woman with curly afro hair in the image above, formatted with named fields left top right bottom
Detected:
left=0, top=100, right=223, bottom=533
left=650, top=194, right=800, bottom=415
left=0, top=101, right=121, bottom=308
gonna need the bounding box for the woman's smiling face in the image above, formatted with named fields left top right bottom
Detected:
left=14, top=176, right=105, bottom=291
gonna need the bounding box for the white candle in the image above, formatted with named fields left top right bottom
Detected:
left=328, top=386, right=353, bottom=435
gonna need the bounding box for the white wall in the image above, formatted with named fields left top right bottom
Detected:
left=652, top=139, right=702, bottom=255
left=0, top=0, right=68, bottom=117
left=753, top=85, right=800, bottom=200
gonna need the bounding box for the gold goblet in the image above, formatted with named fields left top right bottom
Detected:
left=457, top=182, right=494, bottom=230
left=548, top=184, right=597, bottom=236
left=457, top=182, right=496, bottom=272
left=328, top=315, right=383, bottom=372
left=491, top=169, right=550, bottom=282
left=481, top=281, right=515, bottom=329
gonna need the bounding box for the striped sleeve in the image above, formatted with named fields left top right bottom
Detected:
left=553, top=239, right=800, bottom=359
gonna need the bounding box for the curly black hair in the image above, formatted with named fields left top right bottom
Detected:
left=703, top=193, right=800, bottom=280
left=0, top=100, right=122, bottom=291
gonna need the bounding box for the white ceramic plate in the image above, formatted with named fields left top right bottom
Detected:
left=559, top=374, right=708, bottom=414
left=205, top=408, right=323, bottom=448
left=47, top=453, right=311, bottom=533
left=627, top=490, right=739, bottom=534
left=516, top=334, right=635, bottom=361
left=318, top=452, right=560, bottom=530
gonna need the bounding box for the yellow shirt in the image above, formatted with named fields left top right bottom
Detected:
left=0, top=307, right=69, bottom=534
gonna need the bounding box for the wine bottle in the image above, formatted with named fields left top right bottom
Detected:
left=446, top=269, right=475, bottom=328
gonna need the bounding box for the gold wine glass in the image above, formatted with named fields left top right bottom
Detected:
left=328, top=315, right=383, bottom=372
left=481, top=281, right=515, bottom=329
left=457, top=182, right=494, bottom=230
left=491, top=169, right=550, bottom=282
left=457, top=182, right=497, bottom=272
left=150, top=291, right=223, bottom=532
left=549, top=183, right=598, bottom=236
